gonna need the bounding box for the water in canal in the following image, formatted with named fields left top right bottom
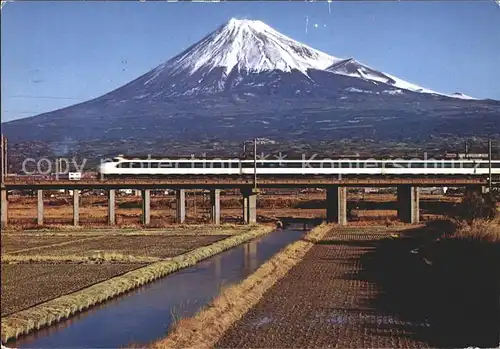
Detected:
left=10, top=225, right=307, bottom=348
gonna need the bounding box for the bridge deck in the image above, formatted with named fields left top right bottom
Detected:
left=1, top=175, right=489, bottom=189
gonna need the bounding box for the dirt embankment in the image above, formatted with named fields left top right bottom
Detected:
left=153, top=224, right=333, bottom=349
left=369, top=220, right=500, bottom=348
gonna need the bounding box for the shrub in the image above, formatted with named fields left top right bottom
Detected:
left=457, top=191, right=498, bottom=222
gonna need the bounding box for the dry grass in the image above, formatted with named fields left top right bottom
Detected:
left=152, top=223, right=332, bottom=349
left=2, top=252, right=162, bottom=264
left=0, top=225, right=274, bottom=344
left=452, top=218, right=500, bottom=242
left=2, top=225, right=253, bottom=237
left=1, top=236, right=106, bottom=255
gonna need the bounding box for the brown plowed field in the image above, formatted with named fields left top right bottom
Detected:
left=13, top=235, right=227, bottom=258
left=1, top=263, right=144, bottom=316
left=216, top=228, right=432, bottom=348
left=1, top=235, right=90, bottom=254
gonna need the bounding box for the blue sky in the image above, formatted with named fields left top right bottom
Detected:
left=1, top=1, right=499, bottom=122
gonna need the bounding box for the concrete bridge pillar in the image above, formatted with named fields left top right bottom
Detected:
left=241, top=188, right=257, bottom=224
left=108, top=189, right=116, bottom=225
left=73, top=189, right=80, bottom=226
left=210, top=189, right=221, bottom=225
left=326, top=186, right=347, bottom=225
left=37, top=189, right=44, bottom=226
left=175, top=189, right=186, bottom=224
left=1, top=188, right=7, bottom=228
left=397, top=185, right=419, bottom=224
left=141, top=189, right=151, bottom=225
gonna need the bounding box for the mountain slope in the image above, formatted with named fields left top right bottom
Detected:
left=102, top=18, right=472, bottom=100
left=325, top=58, right=476, bottom=99
left=2, top=18, right=498, bottom=153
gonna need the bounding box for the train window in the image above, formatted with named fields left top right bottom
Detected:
left=285, top=162, right=303, bottom=168
left=383, top=162, right=405, bottom=168
left=477, top=163, right=499, bottom=168
left=363, top=162, right=379, bottom=168
left=318, top=161, right=335, bottom=168
left=292, top=162, right=305, bottom=168
left=410, top=163, right=425, bottom=168
left=177, top=163, right=192, bottom=168
left=117, top=162, right=139, bottom=168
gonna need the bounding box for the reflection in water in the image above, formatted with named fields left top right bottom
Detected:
left=249, top=241, right=258, bottom=271
left=11, top=227, right=306, bottom=349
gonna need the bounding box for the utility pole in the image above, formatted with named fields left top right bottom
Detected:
left=488, top=139, right=492, bottom=193
left=1, top=135, right=4, bottom=184
left=193, top=190, right=197, bottom=216
left=253, top=138, right=257, bottom=191
left=1, top=135, right=6, bottom=183
left=464, top=141, right=469, bottom=158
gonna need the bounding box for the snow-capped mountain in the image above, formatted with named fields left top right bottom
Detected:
left=325, top=58, right=475, bottom=99
left=158, top=18, right=340, bottom=77
left=117, top=18, right=342, bottom=98
left=3, top=18, right=498, bottom=153
left=110, top=18, right=474, bottom=100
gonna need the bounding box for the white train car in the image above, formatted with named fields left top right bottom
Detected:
left=98, top=156, right=500, bottom=177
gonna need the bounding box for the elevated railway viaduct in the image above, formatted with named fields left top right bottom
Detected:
left=0, top=176, right=492, bottom=227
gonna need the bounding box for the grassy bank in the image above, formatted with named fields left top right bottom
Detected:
left=1, top=225, right=274, bottom=344
left=152, top=223, right=332, bottom=349
left=1, top=252, right=162, bottom=264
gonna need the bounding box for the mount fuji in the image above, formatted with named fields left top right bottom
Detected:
left=3, top=18, right=499, bottom=159
left=101, top=18, right=474, bottom=100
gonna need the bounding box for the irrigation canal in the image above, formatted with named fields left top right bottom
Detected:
left=10, top=224, right=309, bottom=348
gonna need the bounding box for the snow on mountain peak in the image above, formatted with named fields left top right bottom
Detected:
left=140, top=18, right=476, bottom=100
left=326, top=58, right=476, bottom=100
left=160, top=18, right=340, bottom=77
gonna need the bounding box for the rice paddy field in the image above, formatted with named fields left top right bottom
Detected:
left=9, top=235, right=227, bottom=259
left=211, top=224, right=499, bottom=348
left=1, top=263, right=144, bottom=316
left=0, top=225, right=256, bottom=321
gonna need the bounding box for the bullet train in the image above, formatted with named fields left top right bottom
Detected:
left=98, top=155, right=500, bottom=177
